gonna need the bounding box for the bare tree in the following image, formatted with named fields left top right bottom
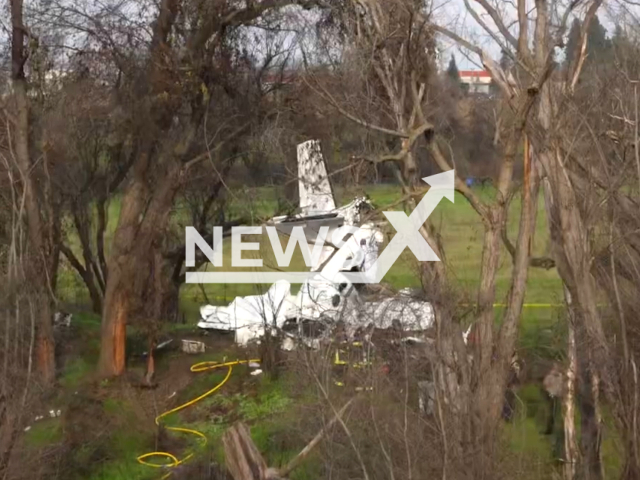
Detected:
left=5, top=0, right=57, bottom=385
left=431, top=1, right=630, bottom=478
left=306, top=0, right=554, bottom=475
left=34, top=0, right=325, bottom=377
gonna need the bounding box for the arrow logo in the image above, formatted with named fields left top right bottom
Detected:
left=318, top=170, right=454, bottom=284
left=370, top=170, right=454, bottom=282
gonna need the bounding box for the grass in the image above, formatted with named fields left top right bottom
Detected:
left=86, top=461, right=153, bottom=480
left=60, top=358, right=93, bottom=389
left=24, top=419, right=63, bottom=447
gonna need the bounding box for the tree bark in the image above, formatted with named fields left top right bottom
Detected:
left=98, top=177, right=146, bottom=376
left=621, top=358, right=640, bottom=480
left=564, top=287, right=578, bottom=480
left=157, top=255, right=183, bottom=324
left=578, top=349, right=604, bottom=480
left=99, top=276, right=129, bottom=376
left=472, top=219, right=503, bottom=464
left=475, top=218, right=501, bottom=378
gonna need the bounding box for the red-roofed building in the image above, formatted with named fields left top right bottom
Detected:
left=459, top=70, right=492, bottom=94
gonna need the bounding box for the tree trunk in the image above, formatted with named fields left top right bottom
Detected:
left=471, top=137, right=539, bottom=474
left=535, top=75, right=612, bottom=478
left=475, top=218, right=501, bottom=376
left=472, top=220, right=503, bottom=471
left=564, top=287, right=578, bottom=480
left=9, top=2, right=56, bottom=384
left=99, top=276, right=129, bottom=377
left=157, top=256, right=182, bottom=324
left=578, top=352, right=603, bottom=480
left=621, top=357, right=640, bottom=480
left=223, top=423, right=272, bottom=480
left=60, top=244, right=103, bottom=314
left=99, top=161, right=183, bottom=377
left=536, top=82, right=611, bottom=389
left=87, top=278, right=103, bottom=315
left=159, top=279, right=181, bottom=324
left=144, top=337, right=156, bottom=386
left=540, top=151, right=608, bottom=480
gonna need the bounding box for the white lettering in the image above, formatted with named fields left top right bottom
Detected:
left=185, top=226, right=223, bottom=267
left=265, top=226, right=329, bottom=268
left=232, top=226, right=263, bottom=267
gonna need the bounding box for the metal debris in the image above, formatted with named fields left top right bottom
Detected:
left=198, top=139, right=435, bottom=348
left=181, top=339, right=206, bottom=354
left=53, top=312, right=72, bottom=328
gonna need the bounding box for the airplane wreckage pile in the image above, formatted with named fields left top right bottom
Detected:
left=197, top=140, right=453, bottom=351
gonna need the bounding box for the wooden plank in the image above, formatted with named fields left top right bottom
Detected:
left=223, top=423, right=269, bottom=480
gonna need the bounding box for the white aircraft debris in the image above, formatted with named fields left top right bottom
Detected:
left=198, top=139, right=435, bottom=348
left=54, top=312, right=72, bottom=328
left=181, top=339, right=206, bottom=354
left=418, top=380, right=436, bottom=416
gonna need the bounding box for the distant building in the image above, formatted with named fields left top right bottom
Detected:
left=459, top=70, right=492, bottom=94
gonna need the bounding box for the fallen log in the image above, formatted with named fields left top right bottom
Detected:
left=223, top=422, right=271, bottom=480
left=222, top=397, right=356, bottom=480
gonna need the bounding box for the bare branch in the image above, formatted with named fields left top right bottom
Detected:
left=428, top=141, right=489, bottom=221
left=473, top=0, right=519, bottom=48
left=463, top=0, right=514, bottom=59
left=278, top=397, right=357, bottom=478
left=569, top=0, right=605, bottom=92
left=431, top=24, right=517, bottom=98
left=301, top=74, right=410, bottom=138
left=517, top=0, right=529, bottom=57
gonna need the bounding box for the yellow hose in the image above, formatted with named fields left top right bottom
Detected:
left=137, top=358, right=260, bottom=479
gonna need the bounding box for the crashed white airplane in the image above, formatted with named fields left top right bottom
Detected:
left=198, top=140, right=435, bottom=347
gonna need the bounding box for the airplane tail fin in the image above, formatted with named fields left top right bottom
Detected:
left=297, top=140, right=336, bottom=214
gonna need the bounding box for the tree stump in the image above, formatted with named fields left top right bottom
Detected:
left=222, top=423, right=278, bottom=480
left=223, top=398, right=355, bottom=480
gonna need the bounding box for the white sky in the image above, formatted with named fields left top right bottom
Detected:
left=3, top=0, right=638, bottom=76
left=433, top=0, right=635, bottom=71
